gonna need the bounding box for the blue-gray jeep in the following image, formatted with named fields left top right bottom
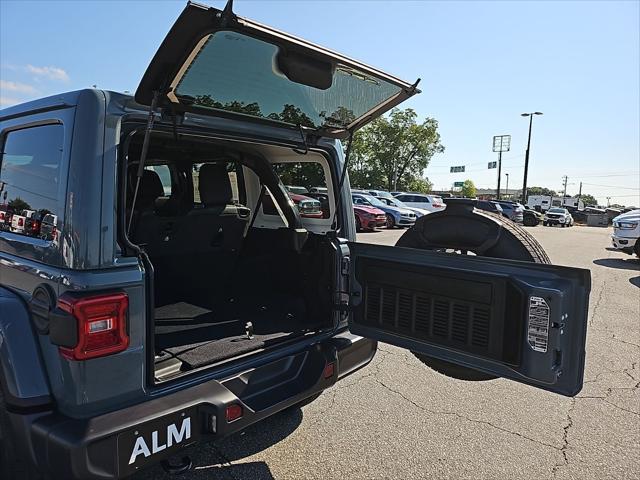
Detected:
left=0, top=2, right=591, bottom=479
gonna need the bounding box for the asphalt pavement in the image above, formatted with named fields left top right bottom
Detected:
left=136, top=224, right=639, bottom=480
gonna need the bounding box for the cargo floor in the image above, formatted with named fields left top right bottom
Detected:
left=154, top=295, right=324, bottom=369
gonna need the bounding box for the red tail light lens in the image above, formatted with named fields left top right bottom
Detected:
left=58, top=293, right=129, bottom=360
left=225, top=404, right=243, bottom=422
left=18, top=217, right=24, bottom=226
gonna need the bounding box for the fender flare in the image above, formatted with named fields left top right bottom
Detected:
left=0, top=287, right=52, bottom=411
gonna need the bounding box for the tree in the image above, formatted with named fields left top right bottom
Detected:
left=460, top=179, right=476, bottom=198
left=405, top=177, right=433, bottom=194
left=579, top=193, right=598, bottom=207
left=349, top=108, right=444, bottom=191
left=8, top=197, right=31, bottom=212
left=527, top=186, right=557, bottom=197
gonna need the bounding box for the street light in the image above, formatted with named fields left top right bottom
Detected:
left=521, top=112, right=543, bottom=203
left=505, top=173, right=509, bottom=197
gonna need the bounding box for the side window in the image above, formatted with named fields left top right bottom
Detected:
left=0, top=124, right=64, bottom=241
left=268, top=161, right=329, bottom=219
left=421, top=196, right=431, bottom=203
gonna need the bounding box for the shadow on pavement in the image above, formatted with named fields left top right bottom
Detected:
left=593, top=258, right=640, bottom=271
left=215, top=406, right=303, bottom=461
left=630, top=277, right=640, bottom=288
left=134, top=408, right=303, bottom=480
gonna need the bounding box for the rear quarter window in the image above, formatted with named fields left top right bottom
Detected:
left=0, top=124, right=64, bottom=241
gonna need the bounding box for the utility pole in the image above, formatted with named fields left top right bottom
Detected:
left=606, top=197, right=611, bottom=207
left=521, top=112, right=543, bottom=204
left=505, top=173, right=509, bottom=197
left=562, top=175, right=568, bottom=198
left=577, top=181, right=582, bottom=201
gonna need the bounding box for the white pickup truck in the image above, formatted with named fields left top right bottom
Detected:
left=611, top=209, right=640, bottom=256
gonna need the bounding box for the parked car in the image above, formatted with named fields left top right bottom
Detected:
left=497, top=201, right=524, bottom=223
left=522, top=206, right=543, bottom=227
left=394, top=193, right=446, bottom=213
left=286, top=185, right=309, bottom=195
left=365, top=189, right=394, bottom=199
left=611, top=209, right=640, bottom=256
left=476, top=200, right=505, bottom=216
left=0, top=3, right=591, bottom=479
left=39, top=213, right=58, bottom=242
left=375, top=195, right=430, bottom=218
left=354, top=204, right=386, bottom=231
left=289, top=193, right=323, bottom=218
left=352, top=193, right=416, bottom=228
left=544, top=207, right=574, bottom=227
left=0, top=207, right=11, bottom=231
left=10, top=210, right=26, bottom=234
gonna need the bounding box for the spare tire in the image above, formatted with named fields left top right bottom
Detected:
left=395, top=198, right=550, bottom=381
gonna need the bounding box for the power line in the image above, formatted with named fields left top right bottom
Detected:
left=581, top=182, right=640, bottom=190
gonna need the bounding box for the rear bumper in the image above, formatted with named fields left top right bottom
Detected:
left=11, top=332, right=376, bottom=479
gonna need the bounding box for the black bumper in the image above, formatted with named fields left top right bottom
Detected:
left=11, top=332, right=376, bottom=479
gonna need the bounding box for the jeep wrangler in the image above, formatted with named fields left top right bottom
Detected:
left=0, top=2, right=591, bottom=479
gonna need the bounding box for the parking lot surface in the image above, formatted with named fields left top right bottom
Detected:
left=137, top=225, right=639, bottom=480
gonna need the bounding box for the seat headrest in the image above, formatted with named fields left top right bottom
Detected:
left=199, top=163, right=232, bottom=206
left=137, top=170, right=164, bottom=209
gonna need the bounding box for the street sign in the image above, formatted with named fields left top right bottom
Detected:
left=453, top=181, right=464, bottom=188
left=492, top=135, right=511, bottom=153
left=488, top=161, right=497, bottom=169
left=450, top=166, right=465, bottom=173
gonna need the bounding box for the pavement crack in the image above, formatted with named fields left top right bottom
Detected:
left=589, top=280, right=607, bottom=326
left=552, top=397, right=575, bottom=476
left=373, top=377, right=561, bottom=452
left=610, top=334, right=640, bottom=349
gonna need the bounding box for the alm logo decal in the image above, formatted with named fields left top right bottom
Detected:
left=129, top=417, right=191, bottom=465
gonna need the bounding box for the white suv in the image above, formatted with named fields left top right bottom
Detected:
left=611, top=209, right=640, bottom=256
left=543, top=207, right=573, bottom=227
left=394, top=193, right=446, bottom=213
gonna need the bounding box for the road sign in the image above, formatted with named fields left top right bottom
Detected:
left=450, top=166, right=465, bottom=173
left=488, top=161, right=497, bottom=169
left=492, top=135, right=511, bottom=153
left=453, top=181, right=464, bottom=188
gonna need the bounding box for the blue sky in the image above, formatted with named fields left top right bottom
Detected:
left=1, top=0, right=638, bottom=205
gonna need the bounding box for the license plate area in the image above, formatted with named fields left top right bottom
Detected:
left=117, top=407, right=199, bottom=475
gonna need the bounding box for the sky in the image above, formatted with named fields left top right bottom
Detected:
left=1, top=0, right=638, bottom=206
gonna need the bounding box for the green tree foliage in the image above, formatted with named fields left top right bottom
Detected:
left=348, top=108, right=444, bottom=191
left=405, top=177, right=433, bottom=194
left=461, top=179, right=476, bottom=198
left=527, top=186, right=557, bottom=197
left=8, top=197, right=31, bottom=212
left=579, top=193, right=598, bottom=207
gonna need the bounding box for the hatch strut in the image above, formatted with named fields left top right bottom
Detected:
left=331, top=130, right=355, bottom=231
left=127, top=89, right=161, bottom=236
left=292, top=124, right=309, bottom=155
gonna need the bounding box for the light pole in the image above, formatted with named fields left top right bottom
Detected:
left=521, top=112, right=543, bottom=203
left=505, top=173, right=509, bottom=198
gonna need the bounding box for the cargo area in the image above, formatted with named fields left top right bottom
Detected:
left=123, top=130, right=337, bottom=382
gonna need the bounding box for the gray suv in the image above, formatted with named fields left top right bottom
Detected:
left=0, top=3, right=591, bottom=479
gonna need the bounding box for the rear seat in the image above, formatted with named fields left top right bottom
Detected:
left=173, top=164, right=250, bottom=300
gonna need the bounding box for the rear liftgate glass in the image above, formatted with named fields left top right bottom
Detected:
left=348, top=243, right=591, bottom=396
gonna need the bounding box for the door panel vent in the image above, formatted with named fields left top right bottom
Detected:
left=362, top=282, right=500, bottom=359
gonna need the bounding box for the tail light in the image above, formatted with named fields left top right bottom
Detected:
left=31, top=220, right=40, bottom=232
left=58, top=293, right=129, bottom=360
left=18, top=217, right=24, bottom=226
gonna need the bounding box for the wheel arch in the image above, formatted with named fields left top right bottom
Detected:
left=0, top=287, right=52, bottom=411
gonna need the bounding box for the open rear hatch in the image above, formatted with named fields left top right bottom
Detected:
left=135, top=1, right=420, bottom=139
